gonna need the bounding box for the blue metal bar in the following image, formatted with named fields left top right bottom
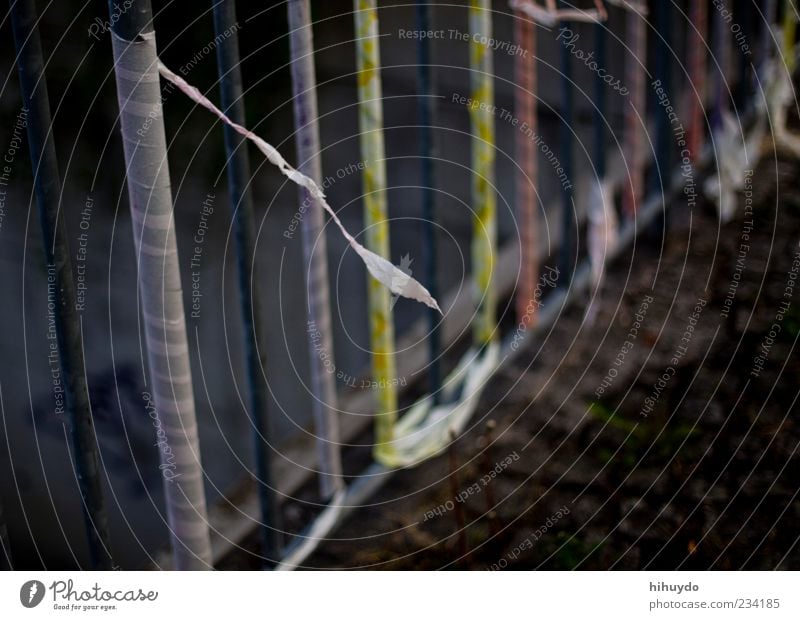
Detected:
left=712, top=0, right=730, bottom=132
left=558, top=16, right=575, bottom=287
left=212, top=0, right=281, bottom=566
left=9, top=0, right=113, bottom=570
left=0, top=495, right=12, bottom=569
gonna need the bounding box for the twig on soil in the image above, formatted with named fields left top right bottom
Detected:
left=447, top=432, right=468, bottom=562
left=480, top=420, right=500, bottom=537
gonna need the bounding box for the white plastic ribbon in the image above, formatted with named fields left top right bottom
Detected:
left=585, top=178, right=618, bottom=325
left=374, top=342, right=500, bottom=467
left=509, top=0, right=609, bottom=26
left=157, top=62, right=442, bottom=314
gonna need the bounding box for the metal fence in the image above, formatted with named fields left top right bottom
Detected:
left=2, top=0, right=786, bottom=569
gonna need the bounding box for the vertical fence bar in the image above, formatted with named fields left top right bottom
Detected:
left=712, top=0, right=731, bottom=132
left=353, top=0, right=398, bottom=450
left=514, top=9, right=539, bottom=324
left=784, top=0, right=798, bottom=73
left=760, top=0, right=778, bottom=74
left=0, top=496, right=10, bottom=569
left=557, top=13, right=575, bottom=287
left=469, top=0, right=497, bottom=346
left=415, top=1, right=442, bottom=402
left=9, top=0, right=113, bottom=570
left=686, top=0, right=708, bottom=163
left=211, top=0, right=281, bottom=561
left=737, top=0, right=752, bottom=108
left=108, top=0, right=212, bottom=570
left=652, top=0, right=671, bottom=194
left=585, top=11, right=611, bottom=325
left=594, top=17, right=607, bottom=182
left=622, top=2, right=646, bottom=217
left=287, top=0, right=344, bottom=499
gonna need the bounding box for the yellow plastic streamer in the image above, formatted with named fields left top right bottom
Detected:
left=354, top=0, right=399, bottom=453
left=470, top=0, right=497, bottom=347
